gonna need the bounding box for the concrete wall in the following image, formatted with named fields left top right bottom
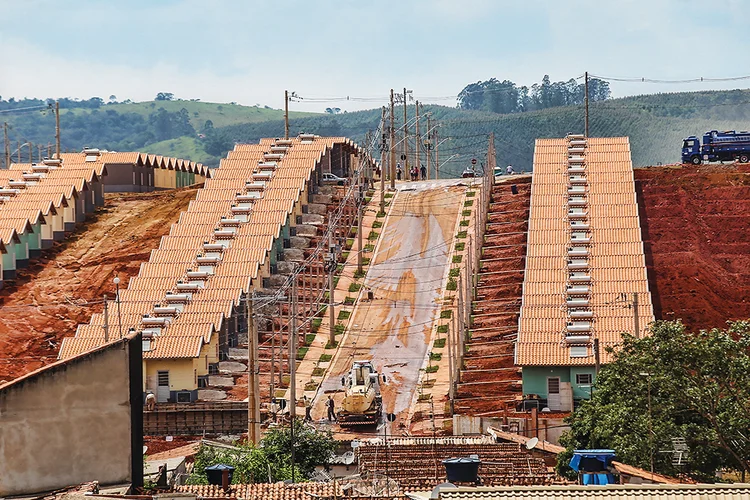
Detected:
left=0, top=335, right=142, bottom=496
left=522, top=366, right=597, bottom=400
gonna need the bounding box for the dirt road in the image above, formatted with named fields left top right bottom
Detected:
left=314, top=180, right=465, bottom=428
left=0, top=189, right=198, bottom=383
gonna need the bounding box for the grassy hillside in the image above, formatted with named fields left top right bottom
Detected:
left=139, top=136, right=218, bottom=165
left=217, top=89, right=750, bottom=173
left=5, top=90, right=750, bottom=174
left=64, top=99, right=317, bottom=130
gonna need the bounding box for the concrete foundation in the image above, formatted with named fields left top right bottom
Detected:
left=282, top=248, right=305, bottom=262
left=289, top=236, right=310, bottom=249
left=295, top=224, right=318, bottom=237
left=300, top=213, right=325, bottom=225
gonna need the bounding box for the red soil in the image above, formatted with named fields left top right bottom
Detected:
left=456, top=178, right=531, bottom=415
left=635, top=164, right=750, bottom=331
left=0, top=190, right=198, bottom=383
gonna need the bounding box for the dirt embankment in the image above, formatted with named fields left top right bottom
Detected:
left=456, top=177, right=531, bottom=415
left=635, top=164, right=750, bottom=332
left=0, top=189, right=198, bottom=383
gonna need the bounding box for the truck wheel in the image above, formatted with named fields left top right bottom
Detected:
left=739, top=154, right=749, bottom=163
left=691, top=156, right=701, bottom=165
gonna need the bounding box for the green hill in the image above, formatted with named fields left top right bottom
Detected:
left=4, top=90, right=750, bottom=174
left=66, top=99, right=316, bottom=130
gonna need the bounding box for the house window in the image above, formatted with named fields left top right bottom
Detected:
left=576, top=373, right=593, bottom=385
left=198, top=375, right=209, bottom=388
left=570, top=346, right=588, bottom=357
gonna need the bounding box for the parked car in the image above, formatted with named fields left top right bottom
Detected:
left=322, top=173, right=348, bottom=185
left=461, top=168, right=476, bottom=178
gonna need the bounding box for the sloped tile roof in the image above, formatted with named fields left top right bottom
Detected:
left=516, top=137, right=654, bottom=366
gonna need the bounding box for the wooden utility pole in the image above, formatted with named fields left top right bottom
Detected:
left=446, top=309, right=455, bottom=415
left=435, top=126, right=440, bottom=180
left=16, top=141, right=20, bottom=163
left=55, top=100, right=60, bottom=159
left=584, top=72, right=589, bottom=138
left=37, top=144, right=43, bottom=163
left=426, top=114, right=431, bottom=180
left=389, top=90, right=396, bottom=190
left=102, top=294, right=109, bottom=342
left=47, top=143, right=52, bottom=158
left=357, top=192, right=364, bottom=275
left=328, top=226, right=336, bottom=345
left=284, top=90, right=290, bottom=140
left=290, top=276, right=298, bottom=420
left=457, top=272, right=465, bottom=382
left=633, top=292, right=640, bottom=339
left=270, top=309, right=276, bottom=401
left=415, top=101, right=420, bottom=178
left=3, top=123, right=9, bottom=169
left=593, top=337, right=601, bottom=374
left=247, top=295, right=261, bottom=444
left=402, top=87, right=408, bottom=173
left=380, top=107, right=386, bottom=214
left=28, top=142, right=33, bottom=164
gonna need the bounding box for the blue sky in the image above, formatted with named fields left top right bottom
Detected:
left=1, top=0, right=749, bottom=112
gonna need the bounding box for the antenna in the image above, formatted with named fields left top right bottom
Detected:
left=526, top=437, right=539, bottom=450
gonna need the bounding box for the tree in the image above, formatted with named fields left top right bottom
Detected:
left=155, top=92, right=174, bottom=101
left=186, top=419, right=337, bottom=484
left=108, top=95, right=117, bottom=103
left=261, top=418, right=337, bottom=477
left=558, top=320, right=750, bottom=482
left=325, top=107, right=341, bottom=114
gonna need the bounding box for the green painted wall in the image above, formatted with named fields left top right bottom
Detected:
left=522, top=366, right=597, bottom=400
left=2, top=246, right=16, bottom=271
left=28, top=224, right=41, bottom=252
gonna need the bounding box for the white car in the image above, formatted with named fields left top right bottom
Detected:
left=322, top=173, right=347, bottom=185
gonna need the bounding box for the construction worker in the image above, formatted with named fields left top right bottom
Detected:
left=506, top=164, right=514, bottom=175
left=145, top=392, right=156, bottom=411
left=420, top=165, right=427, bottom=180
left=396, top=163, right=402, bottom=180
left=326, top=395, right=337, bottom=422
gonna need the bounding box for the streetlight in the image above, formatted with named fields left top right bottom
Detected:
left=639, top=372, right=654, bottom=475
left=114, top=275, right=123, bottom=339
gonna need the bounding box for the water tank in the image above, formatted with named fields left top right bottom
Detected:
left=442, top=457, right=481, bottom=484
left=568, top=164, right=585, bottom=173
left=205, top=464, right=235, bottom=486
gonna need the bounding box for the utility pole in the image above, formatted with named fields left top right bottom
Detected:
left=55, top=100, right=60, bottom=159
left=435, top=126, right=440, bottom=180
left=380, top=107, right=386, bottom=215
left=328, top=225, right=336, bottom=346
left=247, top=295, right=260, bottom=444
left=289, top=275, right=298, bottom=483
left=28, top=142, right=33, bottom=164
left=426, top=114, right=431, bottom=180
left=389, top=90, right=396, bottom=190
left=446, top=308, right=455, bottom=415
left=284, top=90, right=290, bottom=140
left=102, top=294, right=109, bottom=342
left=16, top=141, right=20, bottom=163
left=47, top=143, right=52, bottom=158
left=37, top=144, right=43, bottom=163
left=357, top=191, right=364, bottom=275
left=270, top=310, right=276, bottom=402
left=415, top=101, right=420, bottom=178
left=594, top=338, right=601, bottom=374
left=3, top=123, right=9, bottom=169
left=633, top=292, right=640, bottom=338
left=402, top=87, right=408, bottom=173
left=457, top=272, right=465, bottom=382
left=584, top=71, right=589, bottom=138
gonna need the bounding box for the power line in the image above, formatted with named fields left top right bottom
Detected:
left=588, top=73, right=750, bottom=84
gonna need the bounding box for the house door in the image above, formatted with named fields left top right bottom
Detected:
left=157, top=371, right=170, bottom=403
left=547, top=377, right=561, bottom=411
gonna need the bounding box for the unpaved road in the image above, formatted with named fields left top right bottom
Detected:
left=0, top=189, right=198, bottom=383
left=314, top=180, right=466, bottom=429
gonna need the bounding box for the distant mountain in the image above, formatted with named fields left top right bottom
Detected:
left=4, top=90, right=750, bottom=173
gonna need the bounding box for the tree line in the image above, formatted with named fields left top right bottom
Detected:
left=458, top=75, right=611, bottom=114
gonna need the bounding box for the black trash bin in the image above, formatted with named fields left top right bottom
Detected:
left=443, top=456, right=481, bottom=483
left=510, top=184, right=518, bottom=195
left=205, top=464, right=235, bottom=486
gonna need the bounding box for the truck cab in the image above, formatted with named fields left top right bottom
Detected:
left=681, top=136, right=701, bottom=164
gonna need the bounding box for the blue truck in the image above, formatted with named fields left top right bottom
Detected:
left=682, top=130, right=750, bottom=165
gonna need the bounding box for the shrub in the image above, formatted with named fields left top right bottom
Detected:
left=425, top=365, right=439, bottom=373
left=305, top=333, right=316, bottom=345
left=337, top=310, right=351, bottom=320
left=344, top=296, right=355, bottom=305
left=449, top=268, right=460, bottom=277
left=384, top=192, right=394, bottom=199
left=457, top=231, right=467, bottom=239
left=319, top=353, right=332, bottom=363
left=462, top=209, right=471, bottom=217
left=433, top=337, right=446, bottom=348
left=334, top=323, right=346, bottom=335
left=440, top=310, right=452, bottom=319
left=325, top=341, right=339, bottom=349
left=311, top=318, right=322, bottom=333
left=372, top=220, right=383, bottom=229
left=296, top=347, right=309, bottom=360
left=348, top=282, right=362, bottom=293
left=312, top=368, right=325, bottom=377
left=453, top=255, right=463, bottom=263
left=466, top=191, right=476, bottom=197
left=460, top=220, right=469, bottom=226
left=429, top=352, right=442, bottom=361
left=305, top=381, right=319, bottom=391
left=446, top=278, right=457, bottom=291
left=368, top=231, right=379, bottom=241
left=464, top=200, right=474, bottom=207
left=455, top=242, right=465, bottom=251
